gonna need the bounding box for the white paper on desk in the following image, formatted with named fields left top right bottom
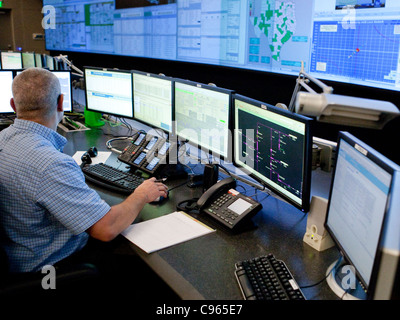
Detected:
left=121, top=211, right=215, bottom=253
left=72, top=151, right=111, bottom=165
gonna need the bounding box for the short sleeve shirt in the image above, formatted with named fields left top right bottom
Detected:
left=0, top=119, right=110, bottom=272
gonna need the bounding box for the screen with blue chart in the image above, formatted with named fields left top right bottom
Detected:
left=43, top=0, right=400, bottom=91
left=311, top=19, right=400, bottom=90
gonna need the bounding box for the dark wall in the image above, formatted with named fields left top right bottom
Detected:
left=53, top=51, right=400, bottom=165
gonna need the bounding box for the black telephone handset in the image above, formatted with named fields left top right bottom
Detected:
left=197, top=177, right=262, bottom=230
left=197, top=177, right=237, bottom=209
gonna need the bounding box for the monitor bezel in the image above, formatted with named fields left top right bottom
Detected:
left=35, top=53, right=43, bottom=68
left=324, top=131, right=398, bottom=293
left=0, top=51, right=23, bottom=70
left=43, top=54, right=55, bottom=70
left=232, top=93, right=313, bottom=213
left=0, top=70, right=15, bottom=114
left=132, top=70, right=175, bottom=134
left=21, top=52, right=37, bottom=69
left=84, top=66, right=134, bottom=119
left=174, top=78, right=234, bottom=161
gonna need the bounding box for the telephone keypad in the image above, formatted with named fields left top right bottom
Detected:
left=208, top=194, right=242, bottom=226
left=203, top=189, right=263, bottom=230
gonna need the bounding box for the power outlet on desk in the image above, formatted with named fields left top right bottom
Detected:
left=303, top=196, right=335, bottom=252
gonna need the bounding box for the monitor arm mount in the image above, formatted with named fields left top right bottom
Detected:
left=288, top=62, right=333, bottom=112
left=56, top=54, right=83, bottom=77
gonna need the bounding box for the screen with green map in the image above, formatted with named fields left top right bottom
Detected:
left=44, top=0, right=400, bottom=91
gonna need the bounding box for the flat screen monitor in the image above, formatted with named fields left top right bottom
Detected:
left=53, top=71, right=73, bottom=112
left=132, top=71, right=174, bottom=133
left=1, top=52, right=23, bottom=70
left=16, top=70, right=73, bottom=113
left=22, top=52, right=36, bottom=68
left=233, top=94, right=312, bottom=212
left=35, top=53, right=43, bottom=68
left=325, top=131, right=400, bottom=298
left=45, top=55, right=55, bottom=70
left=44, top=0, right=400, bottom=92
left=175, top=79, right=233, bottom=159
left=84, top=67, right=133, bottom=118
left=0, top=71, right=14, bottom=114
left=372, top=169, right=400, bottom=300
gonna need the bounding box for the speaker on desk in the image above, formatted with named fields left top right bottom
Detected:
left=303, top=196, right=335, bottom=252
left=203, top=164, right=219, bottom=192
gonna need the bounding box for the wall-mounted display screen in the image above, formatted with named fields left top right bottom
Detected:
left=44, top=0, right=400, bottom=91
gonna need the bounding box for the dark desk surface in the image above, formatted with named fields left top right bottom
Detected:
left=60, top=124, right=340, bottom=300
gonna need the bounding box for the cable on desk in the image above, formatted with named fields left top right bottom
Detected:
left=217, top=162, right=232, bottom=178
left=168, top=177, right=191, bottom=192
left=105, top=130, right=146, bottom=153
left=176, top=198, right=200, bottom=213
left=299, top=254, right=343, bottom=290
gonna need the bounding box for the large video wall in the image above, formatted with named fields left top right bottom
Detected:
left=43, top=0, right=400, bottom=92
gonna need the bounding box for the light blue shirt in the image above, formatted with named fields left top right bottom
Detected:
left=0, top=119, right=110, bottom=272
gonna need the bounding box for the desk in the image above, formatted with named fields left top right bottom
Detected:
left=60, top=124, right=340, bottom=300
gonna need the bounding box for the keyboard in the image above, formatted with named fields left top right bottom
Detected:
left=82, top=163, right=144, bottom=194
left=235, top=254, right=306, bottom=300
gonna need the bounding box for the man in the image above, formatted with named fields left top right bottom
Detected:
left=0, top=68, right=168, bottom=273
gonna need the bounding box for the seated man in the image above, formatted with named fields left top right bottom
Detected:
left=0, top=68, right=168, bottom=273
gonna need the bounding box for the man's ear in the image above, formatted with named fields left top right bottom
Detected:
left=57, top=94, right=64, bottom=112
left=10, top=98, right=17, bottom=113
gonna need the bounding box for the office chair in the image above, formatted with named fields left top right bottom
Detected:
left=0, top=246, right=100, bottom=296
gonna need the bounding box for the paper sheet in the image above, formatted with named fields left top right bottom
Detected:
left=72, top=151, right=111, bottom=166
left=121, top=211, right=215, bottom=253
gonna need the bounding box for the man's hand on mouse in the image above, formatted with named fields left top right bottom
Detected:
left=134, top=177, right=168, bottom=203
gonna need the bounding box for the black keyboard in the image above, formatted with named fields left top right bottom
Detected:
left=82, top=163, right=144, bottom=194
left=235, top=254, right=306, bottom=300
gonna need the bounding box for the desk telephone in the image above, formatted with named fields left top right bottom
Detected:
left=197, top=177, right=262, bottom=230
left=118, top=132, right=176, bottom=175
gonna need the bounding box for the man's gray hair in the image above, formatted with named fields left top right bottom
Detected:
left=12, top=67, right=61, bottom=119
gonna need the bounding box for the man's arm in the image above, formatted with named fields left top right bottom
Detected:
left=87, top=177, right=168, bottom=241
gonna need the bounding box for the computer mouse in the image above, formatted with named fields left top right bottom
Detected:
left=152, top=190, right=169, bottom=204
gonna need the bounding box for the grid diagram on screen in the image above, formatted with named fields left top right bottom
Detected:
left=310, top=19, right=400, bottom=85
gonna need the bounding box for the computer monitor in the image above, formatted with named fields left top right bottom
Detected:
left=21, top=52, right=36, bottom=68
left=0, top=52, right=23, bottom=70
left=45, top=55, right=55, bottom=70
left=175, top=79, right=233, bottom=159
left=15, top=70, right=73, bottom=113
left=233, top=94, right=312, bottom=212
left=132, top=71, right=174, bottom=133
left=44, top=1, right=400, bottom=93
left=0, top=71, right=14, bottom=114
left=325, top=131, right=400, bottom=299
left=53, top=71, right=73, bottom=112
left=35, top=53, right=43, bottom=68
left=371, top=169, right=400, bottom=300
left=84, top=67, right=133, bottom=118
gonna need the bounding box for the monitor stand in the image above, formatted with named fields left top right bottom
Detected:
left=326, top=259, right=367, bottom=300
